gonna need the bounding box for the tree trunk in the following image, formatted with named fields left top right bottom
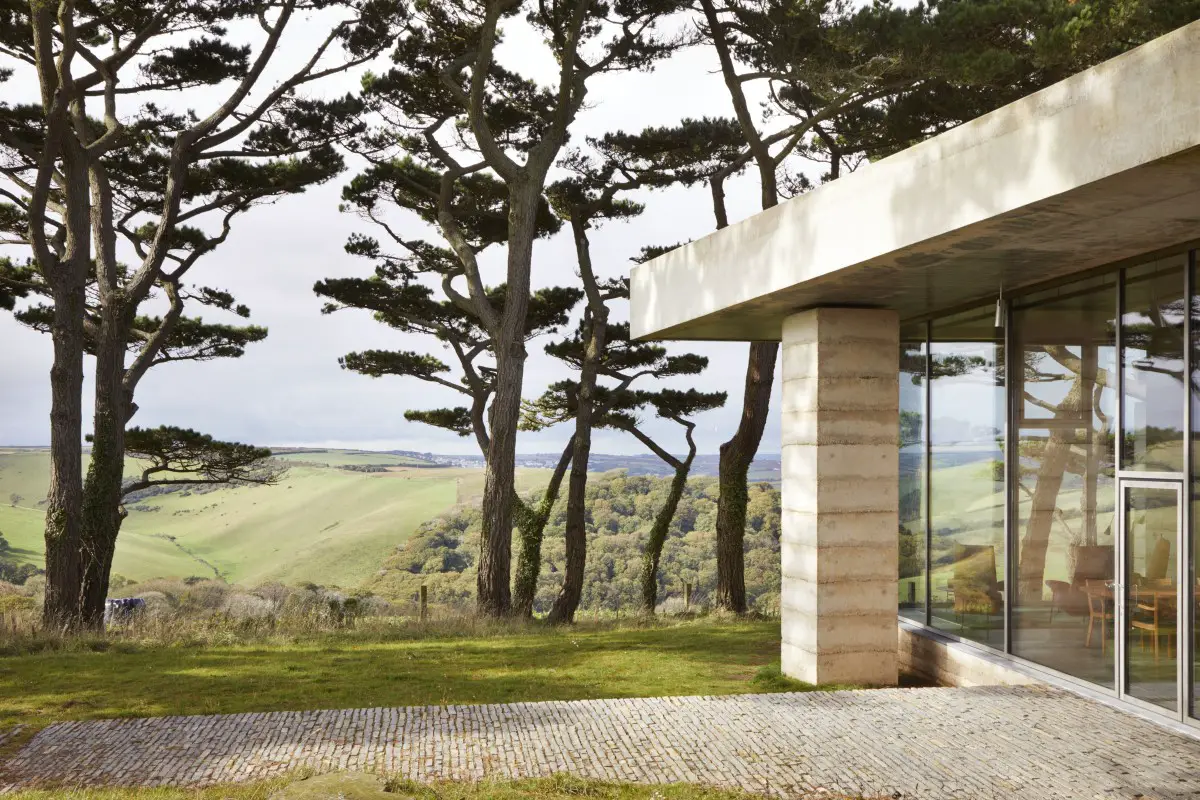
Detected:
left=641, top=464, right=690, bottom=614
left=714, top=341, right=778, bottom=613
left=41, top=278, right=88, bottom=631
left=512, top=439, right=573, bottom=618
left=477, top=345, right=523, bottom=615
left=548, top=311, right=606, bottom=625
left=78, top=318, right=131, bottom=629
left=476, top=187, right=538, bottom=617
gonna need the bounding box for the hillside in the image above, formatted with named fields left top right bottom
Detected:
left=363, top=471, right=783, bottom=614
left=0, top=448, right=549, bottom=588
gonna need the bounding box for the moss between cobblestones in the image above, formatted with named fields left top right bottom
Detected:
left=0, top=620, right=800, bottom=730
left=1, top=773, right=785, bottom=799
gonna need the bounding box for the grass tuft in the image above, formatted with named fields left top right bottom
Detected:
left=749, top=663, right=861, bottom=694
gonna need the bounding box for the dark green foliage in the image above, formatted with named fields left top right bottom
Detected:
left=595, top=117, right=748, bottom=188
left=117, top=427, right=284, bottom=497
left=0, top=258, right=32, bottom=311
left=367, top=472, right=783, bottom=615
left=4, top=266, right=268, bottom=367
left=794, top=0, right=1200, bottom=171
left=404, top=408, right=473, bottom=437
left=0, top=531, right=43, bottom=585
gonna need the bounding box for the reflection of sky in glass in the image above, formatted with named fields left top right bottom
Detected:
left=1122, top=257, right=1186, bottom=473
left=930, top=354, right=1004, bottom=448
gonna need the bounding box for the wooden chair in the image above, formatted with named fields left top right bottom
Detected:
left=1047, top=545, right=1115, bottom=621
left=1130, top=582, right=1177, bottom=662
left=1046, top=579, right=1074, bottom=623
left=1083, top=579, right=1114, bottom=655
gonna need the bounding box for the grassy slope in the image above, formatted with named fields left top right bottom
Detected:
left=270, top=450, right=432, bottom=467
left=0, top=449, right=548, bottom=588
left=0, top=620, right=785, bottom=730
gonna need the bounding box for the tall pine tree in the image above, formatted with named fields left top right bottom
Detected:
left=0, top=0, right=403, bottom=629
left=344, top=0, right=691, bottom=615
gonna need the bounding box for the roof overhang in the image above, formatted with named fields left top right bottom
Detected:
left=629, top=20, right=1200, bottom=342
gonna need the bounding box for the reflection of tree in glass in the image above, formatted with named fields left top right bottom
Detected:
left=1017, top=343, right=1112, bottom=595
left=1016, top=278, right=1196, bottom=596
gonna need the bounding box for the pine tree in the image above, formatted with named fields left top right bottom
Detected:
left=0, top=0, right=404, bottom=629
left=528, top=315, right=723, bottom=618
left=342, top=0, right=691, bottom=615
left=604, top=0, right=1200, bottom=614
left=313, top=189, right=581, bottom=616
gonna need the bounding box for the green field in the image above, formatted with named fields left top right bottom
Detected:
left=270, top=449, right=434, bottom=467
left=0, top=449, right=548, bottom=588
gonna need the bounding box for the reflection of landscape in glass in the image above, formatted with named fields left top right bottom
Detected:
left=1010, top=275, right=1117, bottom=687
left=928, top=308, right=1005, bottom=648
left=1191, top=262, right=1200, bottom=719
left=895, top=254, right=1200, bottom=708
left=899, top=327, right=927, bottom=621
left=1125, top=485, right=1180, bottom=712
left=1122, top=257, right=1187, bottom=473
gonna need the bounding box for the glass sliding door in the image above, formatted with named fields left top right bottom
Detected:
left=929, top=307, right=1006, bottom=647
left=1120, top=480, right=1183, bottom=712
left=1011, top=276, right=1117, bottom=687
left=1117, top=256, right=1187, bottom=717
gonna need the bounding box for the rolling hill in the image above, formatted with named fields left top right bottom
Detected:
left=0, top=448, right=549, bottom=589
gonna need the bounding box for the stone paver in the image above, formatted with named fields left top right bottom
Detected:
left=4, top=686, right=1200, bottom=798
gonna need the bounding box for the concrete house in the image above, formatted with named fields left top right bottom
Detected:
left=630, top=20, right=1200, bottom=727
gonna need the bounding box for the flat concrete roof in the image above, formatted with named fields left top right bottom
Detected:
left=630, top=20, right=1200, bottom=342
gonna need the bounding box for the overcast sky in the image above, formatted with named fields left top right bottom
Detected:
left=0, top=11, right=787, bottom=456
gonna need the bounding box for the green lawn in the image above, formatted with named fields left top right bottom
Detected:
left=0, top=620, right=790, bottom=731
left=3, top=774, right=770, bottom=799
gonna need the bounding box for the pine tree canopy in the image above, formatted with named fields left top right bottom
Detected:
left=116, top=426, right=283, bottom=498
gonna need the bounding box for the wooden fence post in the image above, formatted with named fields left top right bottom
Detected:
left=419, top=584, right=428, bottom=622
left=685, top=582, right=692, bottom=611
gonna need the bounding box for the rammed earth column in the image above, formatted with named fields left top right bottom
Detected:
left=780, top=308, right=899, bottom=686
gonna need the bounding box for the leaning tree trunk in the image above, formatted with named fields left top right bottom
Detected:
left=476, top=189, right=539, bottom=617
left=512, top=440, right=573, bottom=618
left=41, top=277, right=88, bottom=631
left=548, top=313, right=606, bottom=625
left=78, top=321, right=132, bottom=629
left=641, top=464, right=690, bottom=614
left=714, top=341, right=778, bottom=613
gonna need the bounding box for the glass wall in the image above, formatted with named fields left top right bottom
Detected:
left=1010, top=275, right=1117, bottom=688
left=899, top=247, right=1199, bottom=718
left=899, top=323, right=928, bottom=622
left=1122, top=256, right=1188, bottom=473
left=928, top=307, right=1006, bottom=648
left=1191, top=256, right=1200, bottom=719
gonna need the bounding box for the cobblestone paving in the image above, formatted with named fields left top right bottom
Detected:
left=4, top=686, right=1200, bottom=798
